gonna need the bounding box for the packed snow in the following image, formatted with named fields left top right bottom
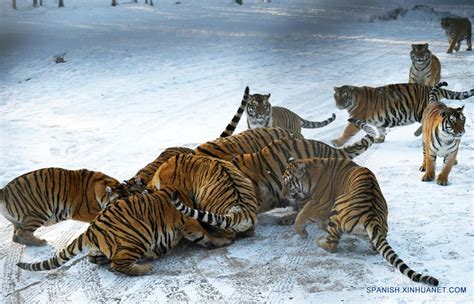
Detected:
left=0, top=0, right=473, bottom=302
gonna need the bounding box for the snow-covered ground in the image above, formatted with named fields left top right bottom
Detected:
left=1, top=0, right=473, bottom=302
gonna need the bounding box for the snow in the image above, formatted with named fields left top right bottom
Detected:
left=1, top=0, right=473, bottom=302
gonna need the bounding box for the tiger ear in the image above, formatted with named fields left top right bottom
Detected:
left=458, top=105, right=465, bottom=112
left=106, top=186, right=113, bottom=195
left=411, top=44, right=416, bottom=49
left=267, top=93, right=271, bottom=99
left=423, top=43, right=429, bottom=48
left=287, top=157, right=295, bottom=164
left=440, top=109, right=447, bottom=117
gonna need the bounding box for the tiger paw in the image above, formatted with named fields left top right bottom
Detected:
left=88, top=254, right=111, bottom=265
left=422, top=172, right=435, bottom=182
left=296, top=227, right=308, bottom=239
left=374, top=136, right=385, bottom=143
left=277, top=213, right=297, bottom=226
left=316, top=237, right=337, bottom=253
left=436, top=176, right=449, bottom=186
left=330, top=139, right=342, bottom=147
left=14, top=235, right=47, bottom=246
left=467, top=48, right=472, bottom=51
left=419, top=164, right=426, bottom=172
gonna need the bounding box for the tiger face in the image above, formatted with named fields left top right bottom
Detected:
left=440, top=17, right=452, bottom=30
left=282, top=160, right=309, bottom=201
left=333, top=86, right=355, bottom=110
left=410, top=43, right=431, bottom=65
left=441, top=106, right=465, bottom=139
left=94, top=176, right=122, bottom=208
left=246, top=93, right=272, bottom=127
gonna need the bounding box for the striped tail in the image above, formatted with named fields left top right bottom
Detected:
left=220, top=86, right=250, bottom=138
left=170, top=192, right=253, bottom=232
left=300, top=113, right=336, bottom=129
left=17, top=234, right=87, bottom=272
left=429, top=81, right=448, bottom=103
left=341, top=118, right=376, bottom=159
left=369, top=227, right=438, bottom=286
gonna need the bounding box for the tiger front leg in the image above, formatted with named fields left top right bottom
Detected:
left=421, top=149, right=436, bottom=182
left=331, top=121, right=360, bottom=147
left=447, top=39, right=457, bottom=53
left=454, top=41, right=461, bottom=52
left=437, top=149, right=459, bottom=186
left=182, top=218, right=234, bottom=249
left=316, top=221, right=342, bottom=253
left=294, top=198, right=329, bottom=239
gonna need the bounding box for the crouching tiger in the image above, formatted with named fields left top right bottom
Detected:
left=151, top=154, right=258, bottom=238
left=281, top=158, right=439, bottom=286
left=16, top=188, right=233, bottom=276
left=0, top=168, right=120, bottom=246
left=332, top=83, right=473, bottom=146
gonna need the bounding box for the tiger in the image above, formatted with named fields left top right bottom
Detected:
left=408, top=43, right=441, bottom=87
left=123, top=146, right=195, bottom=193
left=219, top=87, right=335, bottom=137
left=441, top=17, right=472, bottom=53
left=280, top=157, right=439, bottom=286
left=230, top=118, right=375, bottom=214
left=196, top=127, right=303, bottom=161
left=16, top=188, right=233, bottom=276
left=150, top=154, right=258, bottom=238
left=420, top=99, right=465, bottom=186
left=332, top=83, right=474, bottom=146
left=0, top=168, right=121, bottom=246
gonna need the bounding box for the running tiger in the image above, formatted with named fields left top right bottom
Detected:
left=196, top=127, right=303, bottom=161
left=331, top=83, right=474, bottom=146
left=420, top=98, right=465, bottom=185
left=230, top=119, right=375, bottom=213
left=151, top=154, right=258, bottom=238
left=17, top=189, right=233, bottom=276
left=124, top=146, right=195, bottom=193
left=441, top=17, right=472, bottom=53
left=408, top=43, right=440, bottom=87
left=281, top=157, right=439, bottom=286
left=0, top=168, right=120, bottom=246
left=220, top=87, right=335, bottom=137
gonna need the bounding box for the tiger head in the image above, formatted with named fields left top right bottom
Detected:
left=93, top=174, right=123, bottom=208
left=440, top=17, right=453, bottom=30
left=441, top=105, right=465, bottom=139
left=281, top=158, right=310, bottom=202
left=246, top=93, right=272, bottom=127
left=410, top=43, right=431, bottom=65
left=333, top=86, right=355, bottom=110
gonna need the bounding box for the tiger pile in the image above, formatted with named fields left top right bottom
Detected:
left=1, top=16, right=473, bottom=287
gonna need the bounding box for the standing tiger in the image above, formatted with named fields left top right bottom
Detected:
left=281, top=158, right=439, bottom=286
left=196, top=127, right=303, bottom=161
left=420, top=98, right=465, bottom=185
left=0, top=168, right=121, bottom=246
left=408, top=43, right=441, bottom=87
left=124, top=146, right=195, bottom=193
left=150, top=154, right=258, bottom=238
left=441, top=17, right=472, bottom=53
left=230, top=119, right=375, bottom=214
left=331, top=83, right=474, bottom=146
left=220, top=87, right=335, bottom=137
left=16, top=188, right=233, bottom=276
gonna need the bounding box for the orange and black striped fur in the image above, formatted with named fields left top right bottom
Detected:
left=16, top=189, right=233, bottom=276
left=196, top=127, right=303, bottom=161
left=441, top=17, right=472, bottom=53
left=220, top=86, right=250, bottom=138
left=230, top=119, right=375, bottom=213
left=0, top=168, right=120, bottom=246
left=332, top=83, right=473, bottom=146
left=420, top=98, right=465, bottom=185
left=151, top=154, right=258, bottom=238
left=281, top=158, right=439, bottom=286
left=124, top=147, right=195, bottom=193
left=408, top=43, right=440, bottom=87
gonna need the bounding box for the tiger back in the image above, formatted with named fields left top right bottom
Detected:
left=420, top=101, right=465, bottom=186
left=408, top=43, right=441, bottom=87
left=16, top=188, right=233, bottom=276
left=195, top=127, right=303, bottom=161
left=0, top=168, right=121, bottom=246
left=151, top=154, right=258, bottom=237
left=332, top=83, right=474, bottom=146
left=441, top=17, right=472, bottom=53
left=230, top=119, right=375, bottom=213
left=281, top=158, right=439, bottom=286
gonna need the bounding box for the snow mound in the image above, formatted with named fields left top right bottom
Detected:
left=369, top=5, right=457, bottom=23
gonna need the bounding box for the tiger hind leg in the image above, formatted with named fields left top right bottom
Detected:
left=183, top=218, right=234, bottom=249
left=316, top=220, right=342, bottom=253
left=447, top=39, right=457, bottom=53
left=111, top=250, right=153, bottom=276
left=88, top=250, right=111, bottom=265
left=14, top=217, right=47, bottom=246
left=467, top=35, right=472, bottom=51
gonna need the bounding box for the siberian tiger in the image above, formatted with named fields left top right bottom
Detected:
left=124, top=146, right=195, bottom=193
left=16, top=188, right=233, bottom=276
left=230, top=119, right=375, bottom=213
left=281, top=158, right=439, bottom=286
left=332, top=83, right=474, bottom=146
left=0, top=168, right=121, bottom=246
left=220, top=87, right=335, bottom=137
left=408, top=43, right=441, bottom=87
left=151, top=154, right=258, bottom=237
left=441, top=17, right=472, bottom=53
left=196, top=127, right=303, bottom=161
left=420, top=101, right=465, bottom=186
